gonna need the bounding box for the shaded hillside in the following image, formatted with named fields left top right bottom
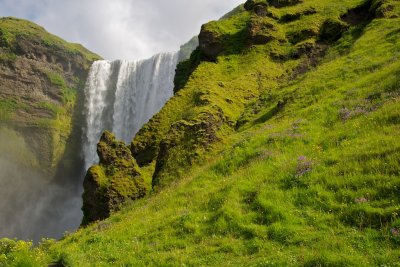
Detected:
left=2, top=0, right=400, bottom=265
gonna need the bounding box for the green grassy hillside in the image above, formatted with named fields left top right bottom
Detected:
left=1, top=0, right=400, bottom=265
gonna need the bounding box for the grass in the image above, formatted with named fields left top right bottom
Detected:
left=1, top=0, right=400, bottom=266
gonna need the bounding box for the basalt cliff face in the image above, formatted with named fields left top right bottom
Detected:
left=0, top=17, right=100, bottom=179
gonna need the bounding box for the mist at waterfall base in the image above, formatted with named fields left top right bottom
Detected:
left=0, top=127, right=83, bottom=242
left=0, top=47, right=190, bottom=241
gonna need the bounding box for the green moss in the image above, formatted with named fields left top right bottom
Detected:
left=89, top=165, right=108, bottom=189
left=37, top=102, right=61, bottom=115
left=267, top=0, right=303, bottom=7
left=9, top=0, right=400, bottom=265
left=0, top=98, right=17, bottom=121
left=45, top=71, right=67, bottom=88
left=0, top=98, right=30, bottom=121
left=0, top=17, right=101, bottom=61
left=82, top=132, right=147, bottom=224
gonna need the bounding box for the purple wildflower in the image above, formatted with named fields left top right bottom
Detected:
left=295, top=156, right=313, bottom=177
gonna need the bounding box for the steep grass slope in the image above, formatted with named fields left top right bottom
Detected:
left=1, top=0, right=400, bottom=265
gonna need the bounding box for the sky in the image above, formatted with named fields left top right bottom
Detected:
left=0, top=0, right=243, bottom=60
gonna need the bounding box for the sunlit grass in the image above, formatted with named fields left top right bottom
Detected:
left=2, top=1, right=400, bottom=266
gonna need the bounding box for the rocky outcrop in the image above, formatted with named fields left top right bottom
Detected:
left=198, top=24, right=224, bottom=61
left=267, top=0, right=302, bottom=8
left=247, top=17, right=280, bottom=45
left=244, top=0, right=256, bottom=10
left=372, top=0, right=399, bottom=18
left=319, top=19, right=349, bottom=42
left=244, top=0, right=303, bottom=9
left=279, top=7, right=317, bottom=23
left=82, top=131, right=147, bottom=225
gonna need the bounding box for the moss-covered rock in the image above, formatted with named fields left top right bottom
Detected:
left=129, top=0, right=371, bottom=192
left=254, top=4, right=269, bottom=17
left=247, top=16, right=283, bottom=44
left=279, top=7, right=317, bottom=23
left=174, top=48, right=202, bottom=93
left=319, top=19, right=349, bottom=42
left=198, top=24, right=224, bottom=61
left=82, top=131, right=146, bottom=225
left=244, top=0, right=256, bottom=11
left=371, top=0, right=400, bottom=18
left=153, top=111, right=224, bottom=188
left=267, top=0, right=302, bottom=8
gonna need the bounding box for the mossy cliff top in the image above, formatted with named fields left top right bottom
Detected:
left=0, top=17, right=100, bottom=63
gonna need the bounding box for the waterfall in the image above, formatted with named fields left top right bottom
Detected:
left=82, top=52, right=179, bottom=170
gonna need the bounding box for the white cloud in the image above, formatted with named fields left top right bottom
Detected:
left=0, top=0, right=244, bottom=60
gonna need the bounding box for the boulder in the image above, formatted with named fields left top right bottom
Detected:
left=247, top=17, right=277, bottom=45
left=198, top=24, right=223, bottom=61
left=82, top=131, right=147, bottom=225
left=244, top=0, right=256, bottom=11
left=254, top=5, right=268, bottom=17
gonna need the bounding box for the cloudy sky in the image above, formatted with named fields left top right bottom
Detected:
left=0, top=0, right=243, bottom=60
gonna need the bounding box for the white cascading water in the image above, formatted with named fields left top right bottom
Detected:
left=83, top=52, right=179, bottom=170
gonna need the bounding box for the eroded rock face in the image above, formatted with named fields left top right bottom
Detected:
left=247, top=18, right=276, bottom=44
left=247, top=16, right=285, bottom=45
left=82, top=131, right=147, bottom=225
left=244, top=0, right=256, bottom=11
left=254, top=5, right=268, bottom=17
left=0, top=17, right=100, bottom=177
left=15, top=35, right=89, bottom=77
left=198, top=24, right=223, bottom=61
left=267, top=0, right=302, bottom=8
